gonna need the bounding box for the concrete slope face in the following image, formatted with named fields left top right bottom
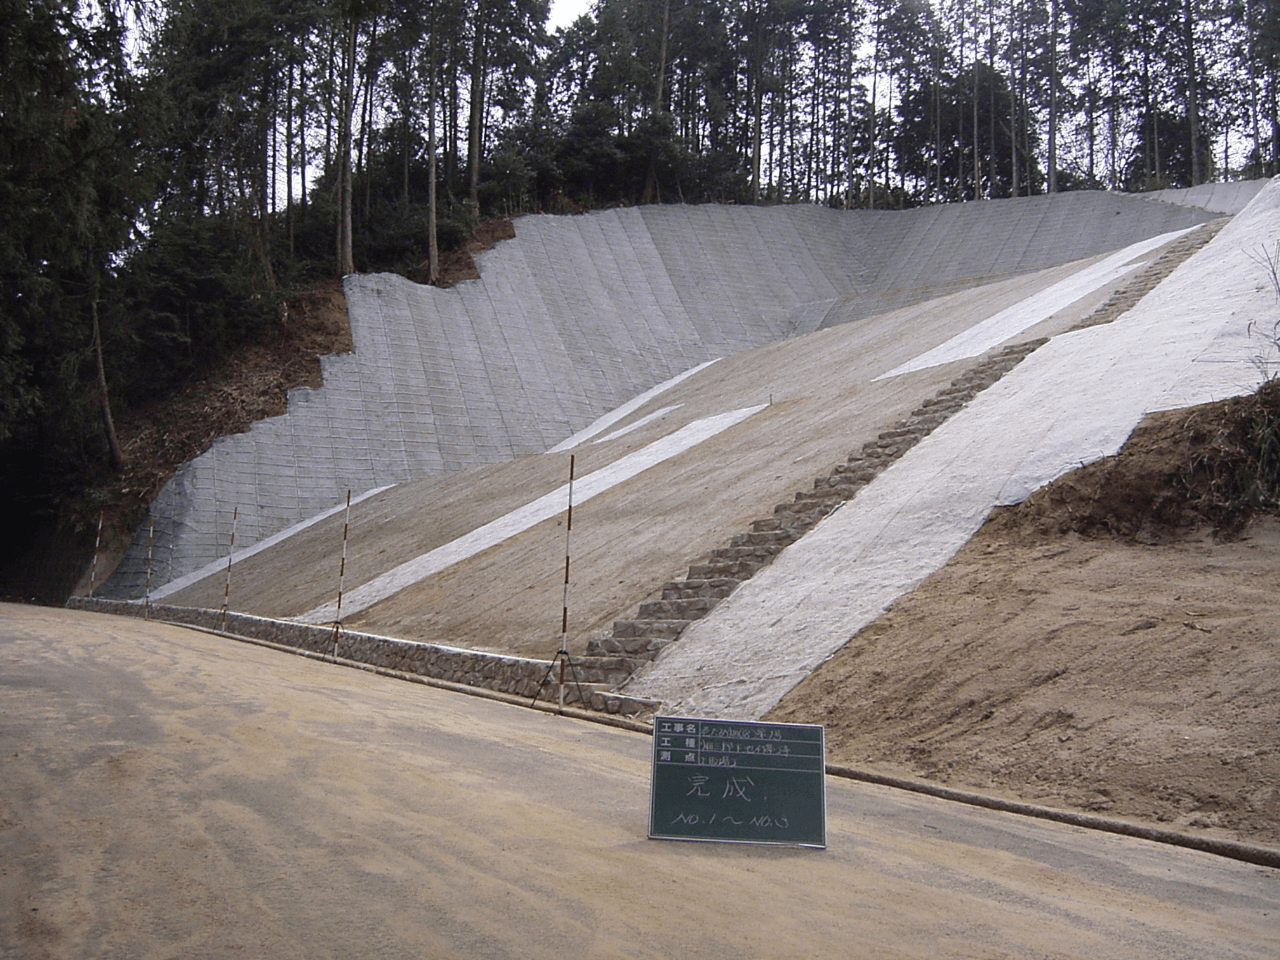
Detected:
left=103, top=190, right=1230, bottom=598
left=1145, top=179, right=1270, bottom=214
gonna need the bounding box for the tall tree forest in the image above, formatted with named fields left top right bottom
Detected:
left=2, top=0, right=1277, bottom=593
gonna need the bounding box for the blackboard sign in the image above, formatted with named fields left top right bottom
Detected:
left=649, top=716, right=826, bottom=848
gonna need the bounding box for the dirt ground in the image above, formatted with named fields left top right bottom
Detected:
left=3, top=603, right=1275, bottom=960
left=769, top=395, right=1280, bottom=848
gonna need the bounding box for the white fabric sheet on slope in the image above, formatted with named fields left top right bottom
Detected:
left=150, top=486, right=396, bottom=601
left=549, top=360, right=718, bottom=451
left=625, top=179, right=1279, bottom=721
left=299, top=404, right=767, bottom=624
left=874, top=227, right=1194, bottom=380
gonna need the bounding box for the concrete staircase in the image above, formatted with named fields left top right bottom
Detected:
left=575, top=337, right=1047, bottom=718
left=1066, top=218, right=1228, bottom=333
left=570, top=218, right=1228, bottom=720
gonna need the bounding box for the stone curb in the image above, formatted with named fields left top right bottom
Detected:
left=65, top=597, right=654, bottom=732
left=65, top=597, right=632, bottom=699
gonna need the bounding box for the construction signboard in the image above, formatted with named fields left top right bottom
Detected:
left=649, top=716, right=826, bottom=848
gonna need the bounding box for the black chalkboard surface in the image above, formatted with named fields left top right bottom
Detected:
left=648, top=716, right=826, bottom=848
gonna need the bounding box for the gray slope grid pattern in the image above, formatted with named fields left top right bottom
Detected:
left=1146, top=179, right=1269, bottom=214
left=828, top=191, right=1221, bottom=324
left=103, top=190, right=1234, bottom=597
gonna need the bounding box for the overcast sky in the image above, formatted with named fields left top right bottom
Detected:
left=548, top=0, right=594, bottom=32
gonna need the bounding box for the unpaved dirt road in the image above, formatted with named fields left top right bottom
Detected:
left=2, top=604, right=1276, bottom=959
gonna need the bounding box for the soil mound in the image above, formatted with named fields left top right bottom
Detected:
left=986, top=378, right=1280, bottom=542
left=769, top=381, right=1280, bottom=845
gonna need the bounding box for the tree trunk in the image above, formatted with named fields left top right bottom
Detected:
left=1009, top=0, right=1018, bottom=198
left=1048, top=0, right=1058, bottom=192
left=300, top=46, right=309, bottom=220
left=447, top=35, right=460, bottom=190
left=468, top=6, right=487, bottom=206
left=868, top=6, right=881, bottom=209
left=286, top=54, right=295, bottom=254
left=957, top=0, right=966, bottom=196
left=1182, top=0, right=1203, bottom=184
left=987, top=0, right=996, bottom=195
left=337, top=14, right=358, bottom=277
left=428, top=7, right=440, bottom=285
left=1108, top=53, right=1119, bottom=188
left=973, top=52, right=980, bottom=199
left=640, top=0, right=671, bottom=205
left=92, top=299, right=124, bottom=474
left=751, top=84, right=764, bottom=203
left=358, top=16, right=379, bottom=225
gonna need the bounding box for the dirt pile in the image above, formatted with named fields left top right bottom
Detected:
left=405, top=217, right=517, bottom=287
left=770, top=384, right=1280, bottom=846
left=987, top=379, right=1280, bottom=541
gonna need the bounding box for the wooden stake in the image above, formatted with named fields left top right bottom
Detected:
left=559, top=455, right=575, bottom=714
left=144, top=514, right=154, bottom=619
left=221, top=507, right=237, bottom=631
left=89, top=512, right=103, bottom=598
left=333, top=490, right=352, bottom=657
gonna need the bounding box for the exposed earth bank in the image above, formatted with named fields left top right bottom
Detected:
left=769, top=388, right=1280, bottom=847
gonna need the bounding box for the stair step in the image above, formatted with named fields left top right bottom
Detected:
left=587, top=633, right=678, bottom=658
left=730, top=529, right=796, bottom=547
left=662, top=577, right=741, bottom=600
left=903, top=412, right=949, bottom=431
left=854, top=442, right=904, bottom=460
left=793, top=487, right=853, bottom=505
left=831, top=462, right=880, bottom=480
left=637, top=597, right=719, bottom=620
left=589, top=690, right=662, bottom=718
left=611, top=619, right=690, bottom=640
left=776, top=495, right=842, bottom=514
left=571, top=655, right=652, bottom=683
left=709, top=543, right=785, bottom=562
left=688, top=559, right=765, bottom=580
left=917, top=396, right=964, bottom=413
left=813, top=475, right=869, bottom=494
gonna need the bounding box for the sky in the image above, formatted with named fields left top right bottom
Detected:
left=548, top=0, right=595, bottom=32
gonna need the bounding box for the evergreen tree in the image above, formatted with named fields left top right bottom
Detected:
left=0, top=0, right=146, bottom=488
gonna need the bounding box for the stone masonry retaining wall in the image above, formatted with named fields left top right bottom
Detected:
left=66, top=597, right=640, bottom=709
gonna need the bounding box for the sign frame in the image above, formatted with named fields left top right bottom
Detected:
left=648, top=715, right=827, bottom=848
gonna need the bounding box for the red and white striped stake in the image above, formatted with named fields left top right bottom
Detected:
left=332, top=489, right=352, bottom=656
left=221, top=506, right=237, bottom=631
left=561, top=455, right=575, bottom=654
left=144, top=513, right=155, bottom=619
left=89, top=512, right=103, bottom=598
left=558, top=455, right=575, bottom=713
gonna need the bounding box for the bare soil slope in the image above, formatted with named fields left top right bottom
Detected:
left=770, top=387, right=1280, bottom=846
